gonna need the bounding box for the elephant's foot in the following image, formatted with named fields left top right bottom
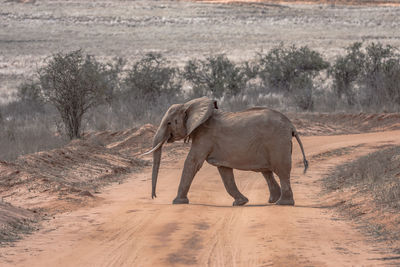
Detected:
left=276, top=198, right=294, bottom=206
left=172, top=197, right=189, bottom=204
left=276, top=190, right=294, bottom=206
left=268, top=192, right=281, bottom=204
left=233, top=197, right=248, bottom=206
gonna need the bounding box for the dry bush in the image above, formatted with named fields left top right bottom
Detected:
left=0, top=102, right=66, bottom=161
left=324, top=146, right=400, bottom=209
left=330, top=42, right=400, bottom=112
left=123, top=53, right=182, bottom=100
left=95, top=52, right=184, bottom=130
left=38, top=50, right=120, bottom=139
left=329, top=42, right=364, bottom=106
left=0, top=201, right=36, bottom=246
left=257, top=44, right=329, bottom=110
left=183, top=54, right=253, bottom=98
left=86, top=93, right=184, bottom=131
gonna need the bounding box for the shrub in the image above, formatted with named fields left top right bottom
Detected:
left=183, top=54, right=252, bottom=98
left=330, top=42, right=400, bottom=110
left=360, top=43, right=400, bottom=109
left=329, top=42, right=365, bottom=106
left=258, top=45, right=329, bottom=110
left=38, top=50, right=117, bottom=139
left=123, top=53, right=182, bottom=101
left=17, top=81, right=42, bottom=104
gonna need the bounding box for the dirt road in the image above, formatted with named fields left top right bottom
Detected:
left=1, top=131, right=400, bottom=266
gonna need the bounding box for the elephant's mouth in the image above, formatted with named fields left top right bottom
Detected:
left=167, top=133, right=174, bottom=143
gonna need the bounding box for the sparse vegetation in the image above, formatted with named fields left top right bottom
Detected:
left=324, top=146, right=400, bottom=209
left=0, top=201, right=36, bottom=246
left=323, top=146, right=400, bottom=250
left=0, top=101, right=66, bottom=161
left=330, top=42, right=400, bottom=110
left=1, top=42, right=400, bottom=160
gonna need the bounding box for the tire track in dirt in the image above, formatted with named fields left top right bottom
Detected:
left=1, top=131, right=400, bottom=266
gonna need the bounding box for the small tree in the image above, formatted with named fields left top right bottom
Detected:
left=330, top=42, right=400, bottom=110
left=183, top=54, right=251, bottom=98
left=258, top=45, right=329, bottom=110
left=360, top=43, right=400, bottom=107
left=329, top=42, right=365, bottom=106
left=38, top=50, right=116, bottom=139
left=123, top=53, right=182, bottom=101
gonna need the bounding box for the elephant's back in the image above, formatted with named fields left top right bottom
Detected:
left=215, top=108, right=294, bottom=137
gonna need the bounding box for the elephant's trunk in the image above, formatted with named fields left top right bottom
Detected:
left=151, top=147, right=162, bottom=199
left=150, top=126, right=168, bottom=199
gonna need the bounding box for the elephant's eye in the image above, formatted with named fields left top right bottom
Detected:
left=167, top=122, right=171, bottom=125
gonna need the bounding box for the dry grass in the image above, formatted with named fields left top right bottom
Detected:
left=0, top=201, right=36, bottom=246
left=323, top=146, right=400, bottom=252
left=324, top=146, right=400, bottom=206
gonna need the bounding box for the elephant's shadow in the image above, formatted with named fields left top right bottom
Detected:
left=187, top=203, right=332, bottom=209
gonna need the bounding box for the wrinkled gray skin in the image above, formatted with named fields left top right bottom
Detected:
left=147, top=97, right=308, bottom=206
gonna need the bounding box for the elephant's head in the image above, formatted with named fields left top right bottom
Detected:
left=143, top=97, right=217, bottom=199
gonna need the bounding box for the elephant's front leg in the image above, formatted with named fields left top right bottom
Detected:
left=173, top=148, right=207, bottom=204
left=217, top=166, right=248, bottom=206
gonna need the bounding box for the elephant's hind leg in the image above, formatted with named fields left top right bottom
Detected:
left=262, top=171, right=281, bottom=203
left=217, top=167, right=248, bottom=206
left=275, top=172, right=294, bottom=206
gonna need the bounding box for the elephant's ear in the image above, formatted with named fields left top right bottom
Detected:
left=184, top=97, right=216, bottom=137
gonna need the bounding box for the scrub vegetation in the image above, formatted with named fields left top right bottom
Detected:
left=1, top=42, right=400, bottom=160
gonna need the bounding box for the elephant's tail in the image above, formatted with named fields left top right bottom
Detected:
left=292, top=131, right=309, bottom=174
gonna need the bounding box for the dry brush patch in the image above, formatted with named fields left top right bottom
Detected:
left=0, top=124, right=159, bottom=245
left=323, top=146, right=400, bottom=253
left=0, top=201, right=37, bottom=247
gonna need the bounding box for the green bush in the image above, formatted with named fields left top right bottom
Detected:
left=258, top=45, right=329, bottom=110
left=183, top=54, right=252, bottom=98
left=123, top=53, right=182, bottom=101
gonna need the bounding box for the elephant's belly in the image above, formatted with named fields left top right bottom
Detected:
left=206, top=154, right=271, bottom=171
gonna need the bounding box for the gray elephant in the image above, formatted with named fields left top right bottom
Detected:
left=143, top=97, right=308, bottom=206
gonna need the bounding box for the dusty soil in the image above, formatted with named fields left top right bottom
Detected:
left=2, top=0, right=400, bottom=102
left=197, top=0, right=400, bottom=6
left=1, top=112, right=399, bottom=245
left=0, top=124, right=156, bottom=245
left=1, top=125, right=400, bottom=265
left=0, top=123, right=193, bottom=245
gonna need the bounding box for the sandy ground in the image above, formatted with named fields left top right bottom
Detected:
left=1, top=130, right=400, bottom=266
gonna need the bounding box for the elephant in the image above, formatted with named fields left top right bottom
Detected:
left=143, top=97, right=308, bottom=206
